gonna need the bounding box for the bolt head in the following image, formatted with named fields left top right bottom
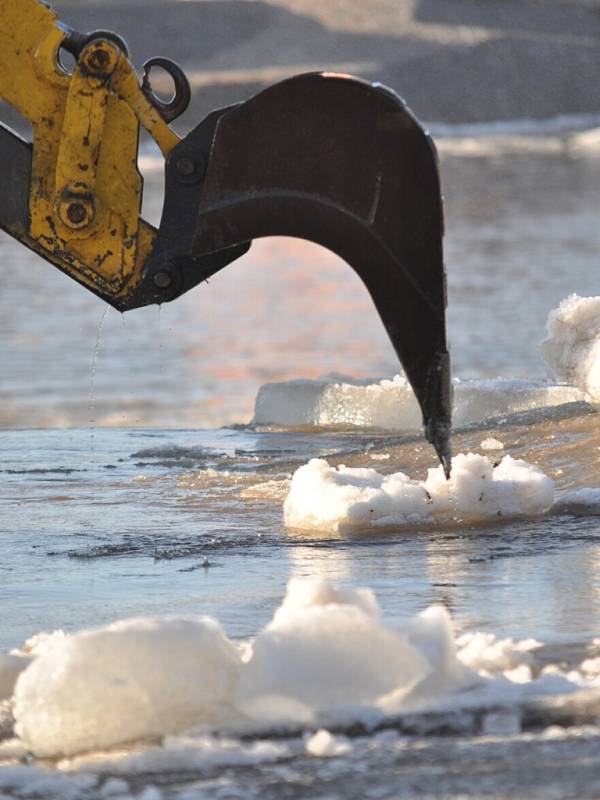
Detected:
left=57, top=187, right=95, bottom=229
left=170, top=152, right=205, bottom=184
left=153, top=271, right=172, bottom=289
left=81, top=40, right=119, bottom=77
left=66, top=202, right=87, bottom=225
left=176, top=157, right=196, bottom=177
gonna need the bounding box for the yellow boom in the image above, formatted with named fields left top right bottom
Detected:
left=0, top=0, right=180, bottom=299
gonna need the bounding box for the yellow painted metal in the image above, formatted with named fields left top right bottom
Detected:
left=111, top=61, right=181, bottom=157
left=0, top=0, right=181, bottom=301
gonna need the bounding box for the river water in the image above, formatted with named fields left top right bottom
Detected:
left=2, top=122, right=600, bottom=798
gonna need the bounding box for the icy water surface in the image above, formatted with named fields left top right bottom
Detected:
left=3, top=407, right=600, bottom=797
left=2, top=125, right=600, bottom=797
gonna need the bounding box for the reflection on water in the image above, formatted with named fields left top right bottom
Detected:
left=1, top=142, right=600, bottom=428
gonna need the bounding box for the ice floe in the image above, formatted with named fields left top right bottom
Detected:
left=253, top=375, right=583, bottom=431
left=305, top=729, right=352, bottom=757
left=456, top=631, right=541, bottom=676
left=237, top=581, right=434, bottom=714
left=283, top=453, right=555, bottom=533
left=552, top=487, right=600, bottom=515
left=541, top=294, right=600, bottom=403
left=480, top=437, right=504, bottom=450
left=14, top=617, right=240, bottom=758
left=7, top=577, right=600, bottom=763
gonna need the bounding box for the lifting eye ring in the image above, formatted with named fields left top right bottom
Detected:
left=141, top=57, right=191, bottom=123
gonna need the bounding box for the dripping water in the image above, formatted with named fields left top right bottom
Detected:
left=157, top=304, right=162, bottom=360
left=89, top=305, right=109, bottom=447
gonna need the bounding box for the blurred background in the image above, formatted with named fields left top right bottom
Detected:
left=2, top=0, right=600, bottom=428
left=36, top=0, right=600, bottom=126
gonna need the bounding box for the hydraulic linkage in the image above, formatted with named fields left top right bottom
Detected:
left=0, top=0, right=452, bottom=473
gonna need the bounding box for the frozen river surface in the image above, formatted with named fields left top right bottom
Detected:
left=2, top=123, right=600, bottom=798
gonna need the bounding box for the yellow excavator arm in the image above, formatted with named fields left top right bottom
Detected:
left=0, top=0, right=453, bottom=471
left=0, top=0, right=180, bottom=300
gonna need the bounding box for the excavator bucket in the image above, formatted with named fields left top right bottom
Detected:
left=143, top=73, right=452, bottom=471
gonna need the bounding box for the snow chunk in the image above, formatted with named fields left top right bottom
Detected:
left=480, top=437, right=504, bottom=450
left=16, top=629, right=68, bottom=658
left=14, top=617, right=241, bottom=758
left=271, top=578, right=381, bottom=625
left=238, top=578, right=430, bottom=712
left=283, top=454, right=554, bottom=532
left=381, top=605, right=470, bottom=712
left=541, top=294, right=600, bottom=403
left=0, top=630, right=70, bottom=701
left=237, top=582, right=471, bottom=721
left=457, top=631, right=542, bottom=675
left=305, top=729, right=351, bottom=757
left=580, top=656, right=600, bottom=676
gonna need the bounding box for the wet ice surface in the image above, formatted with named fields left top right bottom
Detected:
left=3, top=126, right=600, bottom=797
left=253, top=374, right=584, bottom=429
